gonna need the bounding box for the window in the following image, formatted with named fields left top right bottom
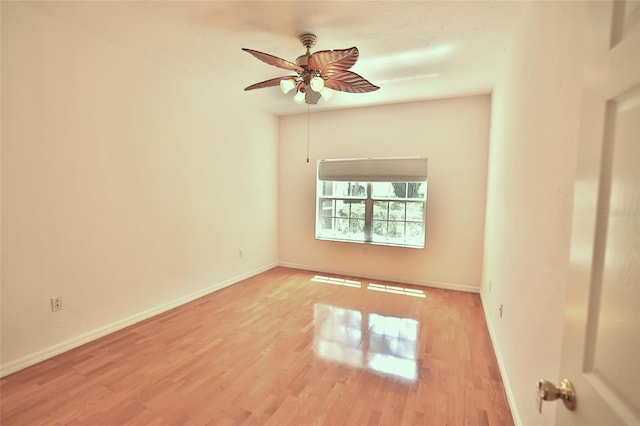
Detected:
left=316, top=158, right=428, bottom=248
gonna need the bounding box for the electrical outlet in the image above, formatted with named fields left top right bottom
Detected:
left=51, top=297, right=62, bottom=312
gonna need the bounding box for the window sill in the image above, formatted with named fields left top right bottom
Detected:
left=315, top=236, right=425, bottom=250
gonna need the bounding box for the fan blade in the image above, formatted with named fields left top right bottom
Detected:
left=244, top=76, right=298, bottom=91
left=308, top=47, right=359, bottom=76
left=325, top=71, right=380, bottom=93
left=242, top=48, right=304, bottom=73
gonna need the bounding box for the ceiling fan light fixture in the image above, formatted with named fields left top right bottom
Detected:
left=310, top=76, right=325, bottom=92
left=320, top=87, right=334, bottom=101
left=293, top=90, right=306, bottom=104
left=280, top=78, right=297, bottom=94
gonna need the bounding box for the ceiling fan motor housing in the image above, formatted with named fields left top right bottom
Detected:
left=296, top=55, right=309, bottom=67
left=296, top=33, right=316, bottom=67
left=299, top=33, right=317, bottom=49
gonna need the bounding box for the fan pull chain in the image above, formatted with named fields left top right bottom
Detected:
left=306, top=104, right=310, bottom=163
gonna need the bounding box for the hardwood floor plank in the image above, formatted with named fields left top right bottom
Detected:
left=1, top=267, right=513, bottom=425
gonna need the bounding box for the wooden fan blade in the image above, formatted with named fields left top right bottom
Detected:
left=244, top=76, right=298, bottom=91
left=242, top=48, right=304, bottom=73
left=325, top=70, right=380, bottom=93
left=308, top=47, right=359, bottom=76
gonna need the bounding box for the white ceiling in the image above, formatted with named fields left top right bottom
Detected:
left=30, top=1, right=523, bottom=116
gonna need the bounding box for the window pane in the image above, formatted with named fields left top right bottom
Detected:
left=335, top=200, right=350, bottom=217
left=372, top=182, right=397, bottom=199
left=406, top=223, right=423, bottom=240
left=407, top=183, right=426, bottom=199
left=373, top=201, right=388, bottom=219
left=388, top=221, right=405, bottom=239
left=336, top=218, right=350, bottom=236
left=320, top=199, right=334, bottom=217
left=351, top=201, right=366, bottom=219
left=373, top=182, right=415, bottom=199
left=389, top=202, right=406, bottom=220
left=391, top=183, right=407, bottom=198
left=348, top=182, right=367, bottom=197
left=406, top=202, right=424, bottom=221
left=349, top=219, right=365, bottom=238
left=373, top=220, right=388, bottom=238
left=321, top=181, right=367, bottom=198
left=320, top=217, right=333, bottom=231
left=319, top=181, right=333, bottom=197
left=333, top=182, right=348, bottom=197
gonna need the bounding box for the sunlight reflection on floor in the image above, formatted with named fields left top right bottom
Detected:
left=311, top=275, right=427, bottom=298
left=313, top=303, right=419, bottom=382
left=367, top=283, right=426, bottom=298
left=311, top=275, right=362, bottom=289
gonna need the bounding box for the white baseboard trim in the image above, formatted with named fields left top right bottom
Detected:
left=0, top=263, right=277, bottom=378
left=479, top=291, right=521, bottom=426
left=278, top=262, right=480, bottom=294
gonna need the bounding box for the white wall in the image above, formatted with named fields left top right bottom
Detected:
left=279, top=96, right=491, bottom=290
left=481, top=2, right=587, bottom=425
left=1, top=2, right=278, bottom=374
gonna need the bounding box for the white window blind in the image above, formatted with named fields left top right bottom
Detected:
left=317, top=158, right=428, bottom=182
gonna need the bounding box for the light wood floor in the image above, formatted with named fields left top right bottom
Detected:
left=1, top=267, right=513, bottom=425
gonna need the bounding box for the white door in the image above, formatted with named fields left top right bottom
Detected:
left=555, top=1, right=640, bottom=425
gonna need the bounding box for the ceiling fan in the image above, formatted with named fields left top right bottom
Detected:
left=242, top=33, right=380, bottom=105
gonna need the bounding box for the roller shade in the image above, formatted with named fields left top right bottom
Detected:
left=318, top=157, right=428, bottom=182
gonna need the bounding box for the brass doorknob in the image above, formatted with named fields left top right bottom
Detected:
left=538, top=378, right=577, bottom=411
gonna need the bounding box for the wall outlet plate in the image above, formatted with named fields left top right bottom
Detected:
left=51, top=297, right=62, bottom=312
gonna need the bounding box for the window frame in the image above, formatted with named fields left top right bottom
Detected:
left=316, top=179, right=427, bottom=249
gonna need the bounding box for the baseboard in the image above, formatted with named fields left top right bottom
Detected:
left=0, top=263, right=277, bottom=378
left=479, top=291, right=521, bottom=426
left=278, top=262, right=480, bottom=293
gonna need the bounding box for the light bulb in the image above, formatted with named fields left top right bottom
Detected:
left=293, top=90, right=306, bottom=104
left=310, top=76, right=325, bottom=92
left=320, top=87, right=334, bottom=101
left=280, top=79, right=296, bottom=94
